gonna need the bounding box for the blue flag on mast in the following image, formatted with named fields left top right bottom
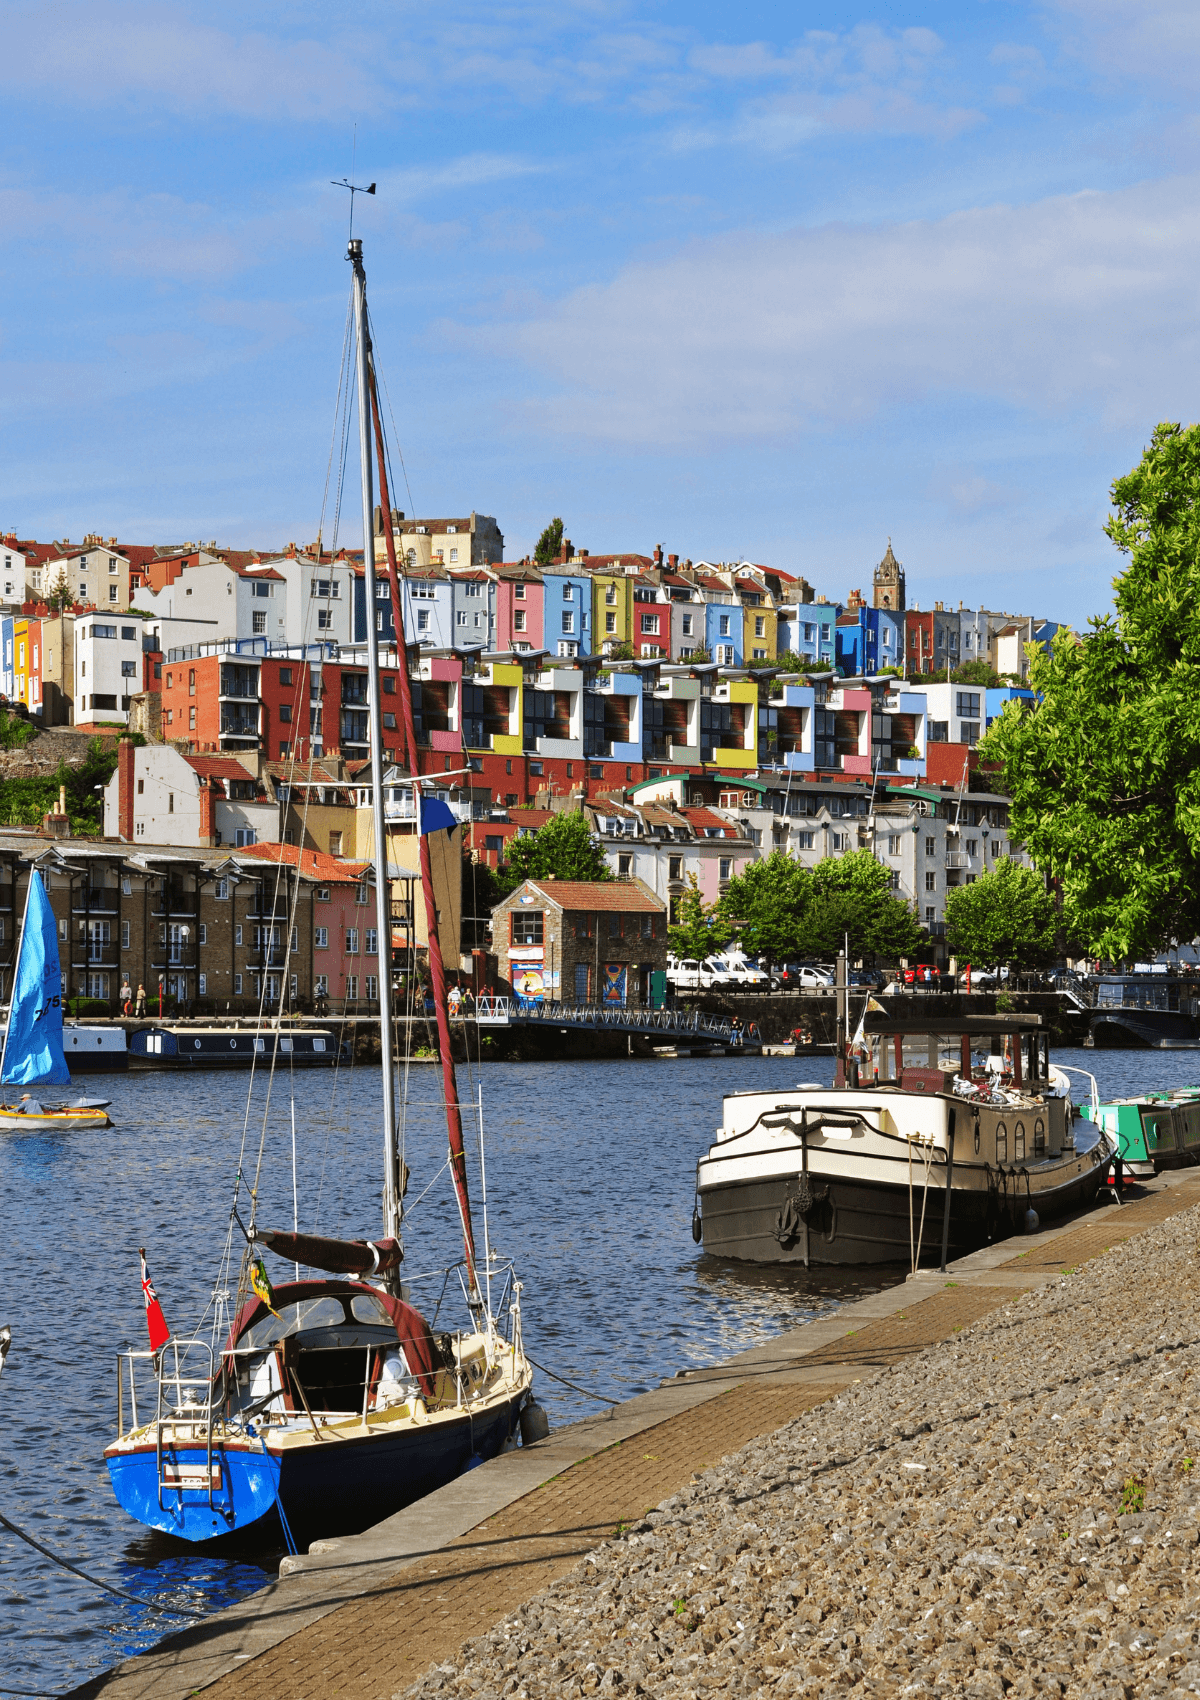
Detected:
left=419, top=795, right=457, bottom=836
left=2, top=870, right=69, bottom=1086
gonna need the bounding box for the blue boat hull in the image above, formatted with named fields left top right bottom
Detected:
left=107, top=1396, right=523, bottom=1544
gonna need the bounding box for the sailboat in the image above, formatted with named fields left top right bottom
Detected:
left=103, top=234, right=538, bottom=1545
left=0, top=868, right=112, bottom=1131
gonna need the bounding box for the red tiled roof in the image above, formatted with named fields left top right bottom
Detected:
left=680, top=807, right=738, bottom=837
left=236, top=842, right=368, bottom=881
left=521, top=878, right=663, bottom=912
left=184, top=756, right=259, bottom=788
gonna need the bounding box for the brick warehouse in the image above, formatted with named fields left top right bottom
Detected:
left=490, top=877, right=666, bottom=1006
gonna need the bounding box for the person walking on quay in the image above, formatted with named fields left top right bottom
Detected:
left=134, top=982, right=146, bottom=1017
left=730, top=1015, right=744, bottom=1049
left=119, top=977, right=133, bottom=1016
left=448, top=983, right=462, bottom=1018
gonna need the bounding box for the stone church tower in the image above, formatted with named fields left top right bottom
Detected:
left=873, top=540, right=905, bottom=611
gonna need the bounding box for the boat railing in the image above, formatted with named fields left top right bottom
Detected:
left=116, top=1335, right=222, bottom=1511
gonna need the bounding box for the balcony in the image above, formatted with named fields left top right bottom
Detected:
left=945, top=852, right=971, bottom=869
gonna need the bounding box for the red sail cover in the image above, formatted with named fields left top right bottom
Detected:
left=255, top=1229, right=403, bottom=1275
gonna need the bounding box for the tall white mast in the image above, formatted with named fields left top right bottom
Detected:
left=349, top=236, right=401, bottom=1248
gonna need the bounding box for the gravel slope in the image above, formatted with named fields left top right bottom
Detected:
left=404, top=1208, right=1200, bottom=1699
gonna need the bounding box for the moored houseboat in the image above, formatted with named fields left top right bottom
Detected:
left=694, top=1005, right=1115, bottom=1267
left=1088, top=972, right=1200, bottom=1048
left=1081, top=1088, right=1200, bottom=1177
left=62, top=1024, right=128, bottom=1071
left=128, top=1025, right=348, bottom=1069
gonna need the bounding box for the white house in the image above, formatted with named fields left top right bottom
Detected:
left=75, top=616, right=144, bottom=727
left=104, top=743, right=280, bottom=848
left=137, top=560, right=288, bottom=649
left=261, top=553, right=355, bottom=649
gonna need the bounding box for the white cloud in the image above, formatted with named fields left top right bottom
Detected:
left=377, top=155, right=545, bottom=205
left=477, top=175, right=1200, bottom=446
left=4, top=2, right=385, bottom=120
left=1050, top=1, right=1200, bottom=93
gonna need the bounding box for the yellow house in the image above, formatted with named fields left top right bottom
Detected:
left=706, top=677, right=759, bottom=771
left=591, top=571, right=634, bottom=655
left=744, top=604, right=777, bottom=663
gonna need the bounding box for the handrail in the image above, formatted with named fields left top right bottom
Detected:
left=474, top=995, right=743, bottom=1041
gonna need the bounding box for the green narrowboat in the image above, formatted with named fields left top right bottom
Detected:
left=1081, top=1089, right=1200, bottom=1176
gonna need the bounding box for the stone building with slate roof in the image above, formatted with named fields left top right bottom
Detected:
left=490, top=876, right=666, bottom=1007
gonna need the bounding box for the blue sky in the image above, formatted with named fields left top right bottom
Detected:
left=2, top=1, right=1198, bottom=624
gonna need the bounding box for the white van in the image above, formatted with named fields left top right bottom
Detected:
left=707, top=951, right=770, bottom=990
left=667, top=955, right=725, bottom=990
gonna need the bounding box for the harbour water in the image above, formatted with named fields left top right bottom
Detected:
left=1, top=1045, right=1195, bottom=1692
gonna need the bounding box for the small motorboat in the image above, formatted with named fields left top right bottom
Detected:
left=1081, top=1086, right=1200, bottom=1178
left=0, top=1096, right=113, bottom=1131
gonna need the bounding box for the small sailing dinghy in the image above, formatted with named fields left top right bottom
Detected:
left=104, top=233, right=538, bottom=1546
left=0, top=869, right=112, bottom=1131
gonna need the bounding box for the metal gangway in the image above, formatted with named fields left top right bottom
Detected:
left=473, top=996, right=759, bottom=1048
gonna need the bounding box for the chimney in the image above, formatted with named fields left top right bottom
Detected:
left=198, top=778, right=216, bottom=847
left=118, top=735, right=135, bottom=841
left=667, top=553, right=678, bottom=570
left=42, top=783, right=69, bottom=839
left=653, top=544, right=664, bottom=567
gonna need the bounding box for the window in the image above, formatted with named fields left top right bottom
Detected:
left=108, top=584, right=118, bottom=601
left=234, top=828, right=256, bottom=847
left=366, top=974, right=378, bottom=998
left=965, top=838, right=977, bottom=856
left=383, top=711, right=396, bottom=729
left=511, top=910, right=543, bottom=946
left=668, top=854, right=684, bottom=881
left=168, top=792, right=174, bottom=814
left=121, top=919, right=130, bottom=949
left=137, top=778, right=144, bottom=795
left=234, top=973, right=243, bottom=994
left=280, top=667, right=292, bottom=686
left=929, top=720, right=949, bottom=742
left=719, top=857, right=733, bottom=879
left=189, top=707, right=196, bottom=730
left=573, top=914, right=593, bottom=939
left=345, top=928, right=359, bottom=953
left=356, top=879, right=369, bottom=905
left=796, top=830, right=814, bottom=849
left=252, top=611, right=267, bottom=634
left=563, top=585, right=573, bottom=601
left=318, top=608, right=333, bottom=631
left=215, top=878, right=229, bottom=900
left=188, top=668, right=196, bottom=694
left=640, top=614, right=659, bottom=634
left=617, top=853, right=632, bottom=876
left=514, top=610, right=526, bottom=631
left=314, top=926, right=329, bottom=949
left=992, top=840, right=1001, bottom=858
left=366, top=928, right=378, bottom=954
left=754, top=616, right=765, bottom=637
left=198, top=923, right=207, bottom=946
left=955, top=691, right=980, bottom=718
left=961, top=722, right=980, bottom=746
left=925, top=836, right=936, bottom=855
left=278, top=703, right=292, bottom=723
left=887, top=835, right=901, bottom=855
left=718, top=615, right=730, bottom=636
left=329, top=831, right=342, bottom=855
left=315, top=974, right=328, bottom=997
left=514, top=584, right=525, bottom=599
left=605, top=612, right=616, bottom=633
left=198, top=973, right=207, bottom=996
left=925, top=905, right=936, bottom=924
left=347, top=975, right=359, bottom=999
left=925, top=870, right=936, bottom=891
left=235, top=924, right=243, bottom=945
left=561, top=611, right=574, bottom=633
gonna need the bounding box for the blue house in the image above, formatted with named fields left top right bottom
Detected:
left=705, top=601, right=742, bottom=667
left=542, top=570, right=591, bottom=659
left=1, top=616, right=13, bottom=702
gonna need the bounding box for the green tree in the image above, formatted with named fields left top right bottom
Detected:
left=47, top=567, right=73, bottom=612
left=497, top=808, right=612, bottom=894
left=951, top=660, right=1002, bottom=687
left=806, top=850, right=925, bottom=960
left=0, top=736, right=122, bottom=835
left=984, top=422, right=1200, bottom=958
left=668, top=873, right=731, bottom=959
left=718, top=850, right=813, bottom=960
left=533, top=518, right=564, bottom=565
left=606, top=641, right=636, bottom=661
left=943, top=857, right=1058, bottom=969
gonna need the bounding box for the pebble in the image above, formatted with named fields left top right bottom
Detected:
left=399, top=1207, right=1200, bottom=1699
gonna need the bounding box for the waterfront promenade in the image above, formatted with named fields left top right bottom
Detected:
left=67, top=1167, right=1200, bottom=1700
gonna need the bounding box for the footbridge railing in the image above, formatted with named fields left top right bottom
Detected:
left=473, top=997, right=758, bottom=1046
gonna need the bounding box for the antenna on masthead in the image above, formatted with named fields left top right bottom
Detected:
left=331, top=177, right=376, bottom=241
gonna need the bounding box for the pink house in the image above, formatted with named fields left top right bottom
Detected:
left=238, top=842, right=381, bottom=1004
left=493, top=566, right=543, bottom=652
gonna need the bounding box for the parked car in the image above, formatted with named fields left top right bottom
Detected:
left=902, top=963, right=952, bottom=988
left=847, top=969, right=884, bottom=991
left=964, top=965, right=1008, bottom=988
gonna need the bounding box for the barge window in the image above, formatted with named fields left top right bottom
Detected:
left=1013, top=1120, right=1026, bottom=1161
left=1033, top=1118, right=1045, bottom=1157
left=996, top=1121, right=1008, bottom=1163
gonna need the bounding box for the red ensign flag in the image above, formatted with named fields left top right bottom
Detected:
left=139, top=1247, right=171, bottom=1354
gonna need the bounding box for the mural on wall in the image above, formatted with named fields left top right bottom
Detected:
left=602, top=963, right=627, bottom=1006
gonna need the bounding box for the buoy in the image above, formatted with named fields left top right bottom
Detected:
left=520, top=1399, right=550, bottom=1445
left=1024, top=1206, right=1040, bottom=1235
left=691, top=1207, right=703, bottom=1244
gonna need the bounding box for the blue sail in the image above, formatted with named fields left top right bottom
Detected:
left=2, top=871, right=69, bottom=1086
